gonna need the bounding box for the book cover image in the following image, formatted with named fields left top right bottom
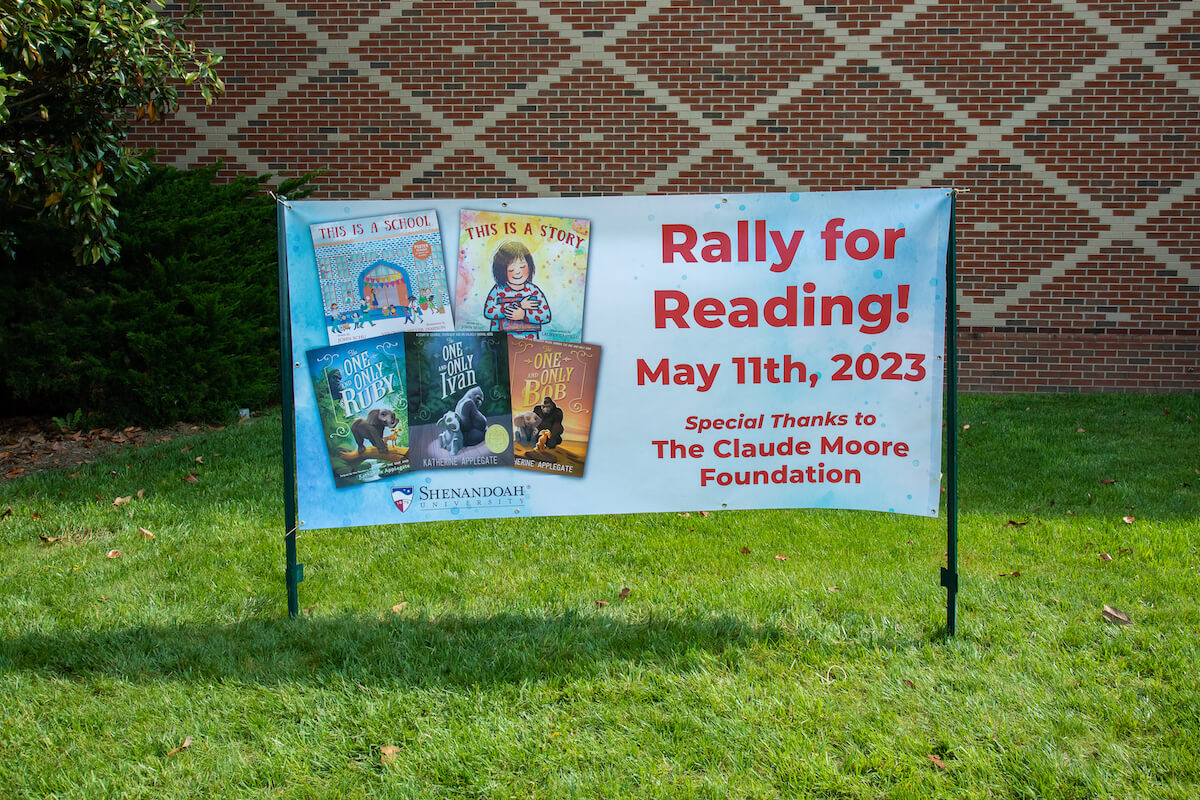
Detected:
left=404, top=331, right=515, bottom=471
left=306, top=336, right=410, bottom=488
left=508, top=338, right=601, bottom=478
left=454, top=209, right=590, bottom=342
left=310, top=210, right=454, bottom=344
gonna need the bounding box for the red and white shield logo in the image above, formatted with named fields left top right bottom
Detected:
left=391, top=487, right=413, bottom=512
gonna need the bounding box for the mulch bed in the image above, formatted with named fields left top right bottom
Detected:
left=0, top=418, right=212, bottom=480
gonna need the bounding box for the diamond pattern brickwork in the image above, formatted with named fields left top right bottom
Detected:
left=129, top=0, right=1200, bottom=391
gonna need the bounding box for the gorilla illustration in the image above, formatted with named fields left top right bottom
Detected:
left=455, top=386, right=488, bottom=447
left=533, top=396, right=564, bottom=449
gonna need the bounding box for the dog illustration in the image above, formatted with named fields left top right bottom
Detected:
left=437, top=410, right=463, bottom=455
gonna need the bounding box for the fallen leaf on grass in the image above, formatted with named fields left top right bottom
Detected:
left=183, top=474, right=198, bottom=483
left=928, top=754, right=948, bottom=770
left=113, top=495, right=132, bottom=507
left=194, top=456, right=203, bottom=464
left=5, top=468, right=24, bottom=478
left=1076, top=428, right=1085, bottom=433
left=1, top=507, right=11, bottom=520
left=1119, top=548, right=1133, bottom=555
left=699, top=511, right=710, bottom=517
left=902, top=679, right=915, bottom=689
left=139, top=527, right=155, bottom=539
left=166, top=736, right=194, bottom=757
left=391, top=602, right=408, bottom=614
left=618, top=587, right=631, bottom=600
left=1102, top=606, right=1131, bottom=626
left=1100, top=478, right=1117, bottom=485
left=1099, top=553, right=1113, bottom=562
left=775, top=554, right=788, bottom=561
left=1005, top=520, right=1028, bottom=527
left=827, top=586, right=840, bottom=592
left=1122, top=515, right=1135, bottom=524
left=740, top=546, right=751, bottom=555
left=39, top=535, right=64, bottom=544
left=181, top=445, right=194, bottom=453
left=106, top=549, right=122, bottom=559
left=678, top=512, right=691, bottom=517
left=999, top=571, right=1021, bottom=578
left=380, top=745, right=401, bottom=765
left=137, top=489, right=145, bottom=499
left=594, top=599, right=609, bottom=607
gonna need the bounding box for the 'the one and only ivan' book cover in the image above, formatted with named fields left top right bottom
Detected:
left=310, top=210, right=454, bottom=344
left=508, top=338, right=601, bottom=478
left=404, top=331, right=514, bottom=471
left=307, top=336, right=410, bottom=488
left=453, top=209, right=590, bottom=342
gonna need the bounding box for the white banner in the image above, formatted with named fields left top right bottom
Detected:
left=282, top=189, right=953, bottom=529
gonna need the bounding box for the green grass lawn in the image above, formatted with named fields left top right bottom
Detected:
left=1, top=394, right=1197, bottom=799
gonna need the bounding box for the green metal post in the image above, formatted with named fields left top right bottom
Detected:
left=277, top=198, right=302, bottom=618
left=941, top=192, right=959, bottom=636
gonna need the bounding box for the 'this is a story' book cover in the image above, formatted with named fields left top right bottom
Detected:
left=508, top=338, right=601, bottom=478
left=306, top=336, right=409, bottom=489
left=310, top=210, right=453, bottom=344
left=403, top=331, right=514, bottom=471
left=454, top=209, right=590, bottom=342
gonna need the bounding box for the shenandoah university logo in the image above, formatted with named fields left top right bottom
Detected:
left=391, top=487, right=414, bottom=512
left=392, top=483, right=531, bottom=513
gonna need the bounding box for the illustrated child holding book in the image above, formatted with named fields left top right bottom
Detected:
left=482, top=241, right=551, bottom=339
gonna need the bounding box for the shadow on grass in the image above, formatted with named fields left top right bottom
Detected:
left=0, top=611, right=787, bottom=686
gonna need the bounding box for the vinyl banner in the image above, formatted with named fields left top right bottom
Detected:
left=282, top=189, right=953, bottom=530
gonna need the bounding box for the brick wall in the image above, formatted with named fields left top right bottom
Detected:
left=128, top=1, right=1200, bottom=392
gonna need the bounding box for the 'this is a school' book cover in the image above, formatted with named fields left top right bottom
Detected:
left=310, top=210, right=453, bottom=344
left=508, top=338, right=601, bottom=478
left=306, top=335, right=409, bottom=488
left=453, top=209, right=590, bottom=343
left=403, top=331, right=514, bottom=471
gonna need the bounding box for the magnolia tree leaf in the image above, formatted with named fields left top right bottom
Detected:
left=165, top=736, right=194, bottom=757
left=1102, top=606, right=1132, bottom=626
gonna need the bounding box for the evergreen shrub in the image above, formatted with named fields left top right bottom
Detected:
left=0, top=164, right=314, bottom=425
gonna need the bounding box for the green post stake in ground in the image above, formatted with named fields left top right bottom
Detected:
left=941, top=192, right=960, bottom=635
left=276, top=197, right=303, bottom=618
